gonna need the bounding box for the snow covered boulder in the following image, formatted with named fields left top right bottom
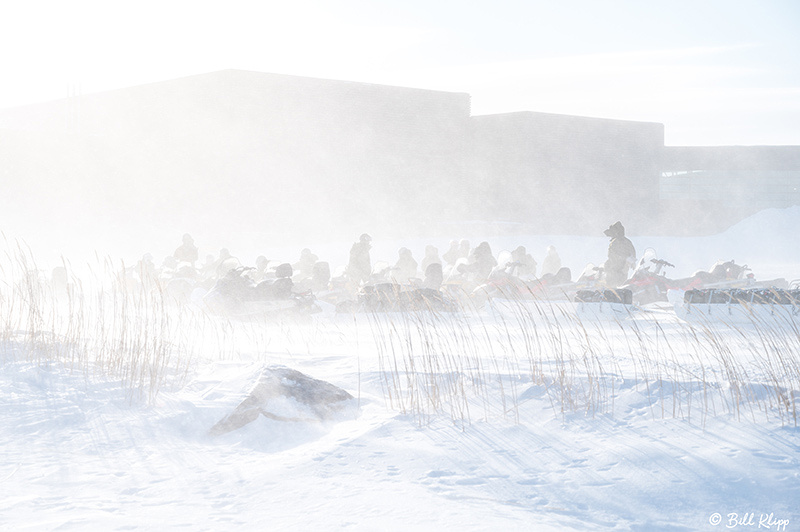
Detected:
left=209, top=366, right=355, bottom=436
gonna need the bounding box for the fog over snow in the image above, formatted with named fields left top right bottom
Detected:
left=0, top=207, right=798, bottom=531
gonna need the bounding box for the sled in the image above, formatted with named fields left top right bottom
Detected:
left=672, top=288, right=800, bottom=324
left=335, top=283, right=458, bottom=314
left=573, top=289, right=637, bottom=320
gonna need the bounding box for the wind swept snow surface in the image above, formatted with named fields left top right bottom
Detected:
left=1, top=355, right=798, bottom=531
left=2, top=208, right=800, bottom=531
left=2, top=313, right=799, bottom=531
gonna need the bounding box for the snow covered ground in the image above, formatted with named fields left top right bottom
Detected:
left=1, top=208, right=799, bottom=531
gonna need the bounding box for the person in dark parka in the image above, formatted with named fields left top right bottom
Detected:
left=603, top=221, right=636, bottom=288
left=347, top=233, right=372, bottom=286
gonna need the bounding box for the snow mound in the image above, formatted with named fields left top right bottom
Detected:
left=209, top=366, right=356, bottom=436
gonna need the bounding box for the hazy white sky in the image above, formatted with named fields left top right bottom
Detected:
left=2, top=0, right=799, bottom=145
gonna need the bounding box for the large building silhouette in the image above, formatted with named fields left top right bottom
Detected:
left=1, top=69, right=799, bottom=245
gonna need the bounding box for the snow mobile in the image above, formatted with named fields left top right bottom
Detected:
left=530, top=262, right=607, bottom=301
left=454, top=253, right=631, bottom=318
left=619, top=249, right=787, bottom=306
left=434, top=258, right=479, bottom=306
left=335, top=282, right=458, bottom=314
left=203, top=266, right=320, bottom=317
left=468, top=247, right=586, bottom=305
left=616, top=249, right=698, bottom=306
left=470, top=263, right=578, bottom=306
left=293, top=261, right=356, bottom=308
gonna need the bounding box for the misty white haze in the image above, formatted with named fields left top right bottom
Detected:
left=1, top=2, right=800, bottom=531
left=1, top=0, right=799, bottom=265
left=2, top=1, right=799, bottom=145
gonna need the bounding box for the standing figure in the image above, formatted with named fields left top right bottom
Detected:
left=310, top=261, right=331, bottom=293
left=442, top=240, right=460, bottom=267
left=460, top=241, right=497, bottom=282
left=215, top=248, right=240, bottom=278
left=270, top=263, right=294, bottom=299
left=173, top=233, right=199, bottom=267
left=510, top=246, right=537, bottom=278
left=254, top=255, right=271, bottom=282
left=603, top=222, right=636, bottom=288
left=457, top=239, right=471, bottom=261
left=292, top=248, right=319, bottom=281
left=392, top=247, right=418, bottom=285
left=135, top=253, right=157, bottom=290
left=420, top=245, right=441, bottom=273
left=347, top=233, right=372, bottom=286
left=422, top=263, right=444, bottom=291
left=540, top=246, right=562, bottom=277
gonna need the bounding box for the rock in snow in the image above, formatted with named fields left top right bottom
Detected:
left=209, top=366, right=355, bottom=436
